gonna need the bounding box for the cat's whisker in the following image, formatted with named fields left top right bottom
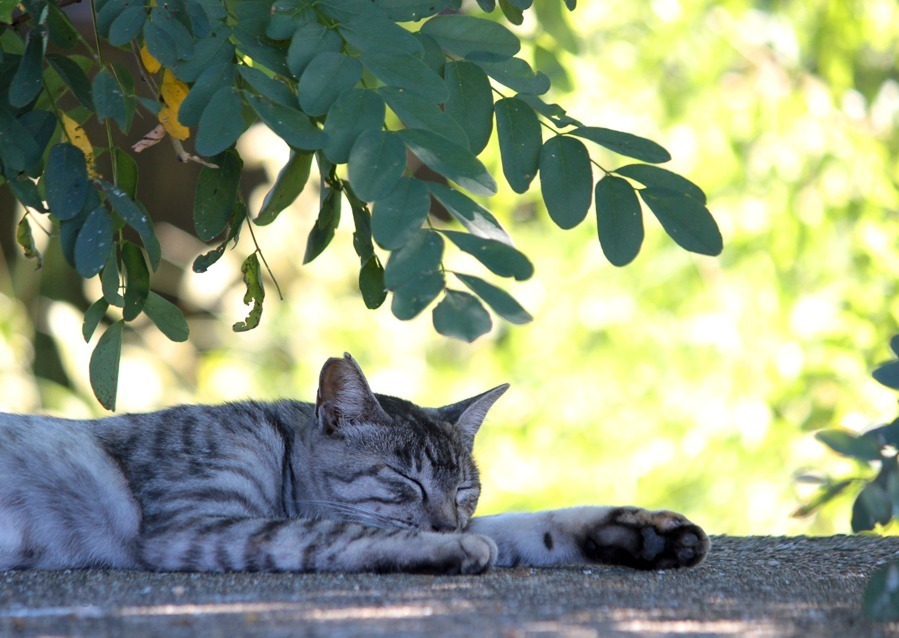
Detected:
left=295, top=500, right=417, bottom=530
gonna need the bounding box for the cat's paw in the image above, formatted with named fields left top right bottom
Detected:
left=429, top=533, right=497, bottom=575
left=581, top=507, right=709, bottom=570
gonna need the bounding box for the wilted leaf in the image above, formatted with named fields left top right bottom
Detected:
left=233, top=253, right=265, bottom=332
left=16, top=215, right=42, bottom=269
left=158, top=69, right=190, bottom=140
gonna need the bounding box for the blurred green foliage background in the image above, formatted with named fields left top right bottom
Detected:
left=2, top=0, right=899, bottom=535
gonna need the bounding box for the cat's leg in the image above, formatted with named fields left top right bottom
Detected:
left=466, top=506, right=708, bottom=570
left=139, top=516, right=497, bottom=574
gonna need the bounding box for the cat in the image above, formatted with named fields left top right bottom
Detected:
left=0, top=353, right=709, bottom=574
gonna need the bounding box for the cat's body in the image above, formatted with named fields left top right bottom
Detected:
left=0, top=354, right=709, bottom=574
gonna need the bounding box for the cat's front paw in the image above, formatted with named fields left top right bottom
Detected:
left=582, top=507, right=709, bottom=570
left=429, top=533, right=497, bottom=575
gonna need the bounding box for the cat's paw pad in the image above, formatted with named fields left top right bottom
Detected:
left=582, top=508, right=709, bottom=570
left=432, top=533, right=497, bottom=575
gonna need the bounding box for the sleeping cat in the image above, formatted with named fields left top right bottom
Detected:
left=0, top=353, right=708, bottom=574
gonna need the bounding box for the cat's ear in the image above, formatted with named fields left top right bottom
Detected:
left=437, top=384, right=509, bottom=444
left=315, top=353, right=388, bottom=435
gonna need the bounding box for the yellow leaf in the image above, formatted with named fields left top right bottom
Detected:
left=158, top=69, right=190, bottom=140
left=140, top=42, right=161, bottom=74
left=62, top=114, right=97, bottom=177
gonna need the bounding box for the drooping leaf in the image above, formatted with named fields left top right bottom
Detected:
left=143, top=291, right=190, bottom=342
left=639, top=188, right=723, bottom=256
left=47, top=55, right=94, bottom=110
left=323, top=89, right=386, bottom=164
left=379, top=86, right=467, bottom=145
left=114, top=147, right=139, bottom=200
left=121, top=241, right=149, bottom=321
left=791, top=478, right=857, bottom=518
left=359, top=256, right=388, bottom=309
left=100, top=181, right=161, bottom=271
left=194, top=149, right=243, bottom=241
left=444, top=61, right=493, bottom=154
left=347, top=129, right=407, bottom=202
left=16, top=215, right=42, bottom=269
left=101, top=250, right=122, bottom=306
left=195, top=86, right=245, bottom=157
left=595, top=174, right=643, bottom=266
left=539, top=135, right=591, bottom=228
left=427, top=182, right=511, bottom=245
left=9, top=31, right=43, bottom=108
left=433, top=289, right=492, bottom=342
left=233, top=253, right=265, bottom=332
left=890, top=335, right=899, bottom=358
left=371, top=177, right=431, bottom=250
left=442, top=230, right=533, bottom=280
left=873, top=360, right=899, bottom=390
left=303, top=187, right=342, bottom=264
left=257, top=151, right=314, bottom=225
left=815, top=429, right=883, bottom=461
left=0, top=110, right=42, bottom=175
left=298, top=52, right=363, bottom=117
left=615, top=163, right=706, bottom=203
left=74, top=207, right=114, bottom=279
left=192, top=201, right=246, bottom=273
left=243, top=92, right=326, bottom=150
left=420, top=14, right=519, bottom=60
left=571, top=126, right=671, bottom=164
left=498, top=0, right=524, bottom=24
left=47, top=2, right=80, bottom=49
left=455, top=273, right=531, bottom=325
left=89, top=320, right=124, bottom=411
left=44, top=144, right=90, bottom=221
left=851, top=483, right=893, bottom=532
left=82, top=298, right=109, bottom=342
left=475, top=56, right=550, bottom=95
left=400, top=128, right=497, bottom=196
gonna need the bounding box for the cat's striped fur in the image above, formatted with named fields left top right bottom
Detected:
left=0, top=354, right=708, bottom=574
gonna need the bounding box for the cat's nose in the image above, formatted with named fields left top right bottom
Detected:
left=430, top=520, right=457, bottom=533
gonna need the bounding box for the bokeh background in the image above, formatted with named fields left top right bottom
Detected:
left=2, top=0, right=899, bottom=535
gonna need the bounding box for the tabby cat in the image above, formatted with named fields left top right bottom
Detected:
left=0, top=354, right=709, bottom=574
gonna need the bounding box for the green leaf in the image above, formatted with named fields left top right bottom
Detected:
left=44, top=144, right=90, bottom=221
left=175, top=28, right=235, bottom=83
left=195, top=86, right=245, bottom=157
left=82, top=298, right=109, bottom=342
left=287, top=20, right=343, bottom=78
left=400, top=128, right=497, bottom=197
left=791, top=478, right=856, bottom=518
left=455, top=273, right=531, bottom=325
left=384, top=229, right=444, bottom=290
left=864, top=419, right=899, bottom=448
left=851, top=483, right=893, bottom=532
left=374, top=0, right=452, bottom=21
left=298, top=52, right=363, bottom=117
left=89, top=320, right=124, bottom=411
left=379, top=86, right=467, bottom=145
left=100, top=181, right=161, bottom=271
left=256, top=151, right=313, bottom=225
left=517, top=94, right=581, bottom=127
left=433, top=289, right=491, bottom=342
left=420, top=14, right=519, bottom=60
left=121, top=241, right=149, bottom=321
left=475, top=57, right=549, bottom=95
left=233, top=253, right=265, bottom=332
left=323, top=89, right=386, bottom=164
left=0, top=111, right=42, bottom=175
left=498, top=0, right=523, bottom=25
left=47, top=55, right=94, bottom=110
left=194, top=149, right=243, bottom=241
left=372, top=177, right=431, bottom=250
left=303, top=187, right=341, bottom=264
left=639, top=188, right=723, bottom=256
left=571, top=127, right=671, bottom=164
left=348, top=190, right=375, bottom=262
left=9, top=31, right=43, bottom=108
left=891, top=335, right=899, bottom=358
left=192, top=201, right=246, bottom=273
left=427, top=182, right=511, bottom=244
left=348, top=129, right=407, bottom=202
left=178, top=62, right=235, bottom=128
left=339, top=12, right=424, bottom=57
left=238, top=65, right=296, bottom=108
left=444, top=61, right=493, bottom=154
left=495, top=98, right=541, bottom=194
left=391, top=271, right=445, bottom=320
left=244, top=92, right=326, bottom=150
left=873, top=360, right=899, bottom=390
left=815, top=429, right=883, bottom=461
left=267, top=0, right=314, bottom=40
left=361, top=52, right=448, bottom=102
left=359, top=256, right=388, bottom=309
left=101, top=250, right=122, bottom=306
left=16, top=215, right=42, bottom=269
left=144, top=291, right=189, bottom=342
left=74, top=207, right=114, bottom=279
left=6, top=173, right=46, bottom=213
left=538, top=136, right=591, bottom=229
left=615, top=163, right=706, bottom=203
left=114, top=147, right=139, bottom=200
left=595, top=175, right=644, bottom=267
left=47, top=3, right=80, bottom=49
left=864, top=561, right=899, bottom=622
left=442, top=230, right=533, bottom=280
left=92, top=68, right=128, bottom=131
left=108, top=5, right=146, bottom=46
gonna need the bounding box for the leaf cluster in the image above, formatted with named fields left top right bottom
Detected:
left=1, top=0, right=721, bottom=409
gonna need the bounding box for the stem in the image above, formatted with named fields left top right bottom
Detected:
left=244, top=215, right=284, bottom=301
left=88, top=0, right=117, bottom=186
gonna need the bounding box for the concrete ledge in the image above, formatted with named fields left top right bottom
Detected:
left=1, top=536, right=898, bottom=637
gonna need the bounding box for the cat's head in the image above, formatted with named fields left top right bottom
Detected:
left=305, top=353, right=507, bottom=533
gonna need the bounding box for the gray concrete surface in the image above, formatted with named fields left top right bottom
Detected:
left=1, top=536, right=898, bottom=637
